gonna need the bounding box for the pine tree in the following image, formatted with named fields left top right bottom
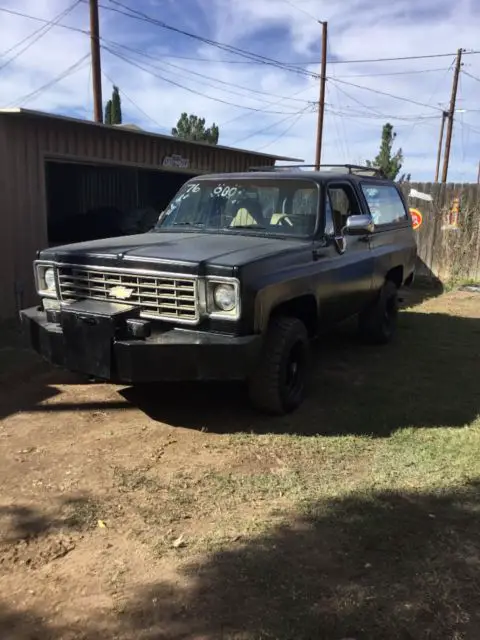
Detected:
left=172, top=113, right=219, bottom=144
left=104, top=100, right=112, bottom=125
left=366, top=123, right=403, bottom=180
left=111, top=86, right=122, bottom=125
left=104, top=86, right=122, bottom=125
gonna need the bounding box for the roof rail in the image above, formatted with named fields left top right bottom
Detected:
left=248, top=163, right=385, bottom=178
left=248, top=165, right=308, bottom=172
left=319, top=164, right=386, bottom=178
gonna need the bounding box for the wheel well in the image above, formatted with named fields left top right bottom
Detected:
left=271, top=295, right=318, bottom=337
left=386, top=266, right=404, bottom=288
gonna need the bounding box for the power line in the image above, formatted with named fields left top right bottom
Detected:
left=2, top=5, right=479, bottom=72
left=279, top=0, right=321, bottom=23
left=326, top=34, right=349, bottom=161
left=97, top=0, right=317, bottom=79
left=462, top=69, right=480, bottom=83
left=326, top=85, right=347, bottom=161
left=256, top=110, right=308, bottom=151
left=329, top=77, right=445, bottom=112
left=219, top=86, right=315, bottom=127
left=324, top=107, right=436, bottom=128
left=0, top=1, right=79, bottom=58
left=401, top=58, right=455, bottom=147
left=104, top=40, right=315, bottom=106
left=102, top=70, right=168, bottom=131
left=232, top=107, right=311, bottom=146
left=329, top=81, right=387, bottom=119
left=457, top=120, right=480, bottom=136
left=5, top=54, right=90, bottom=107
left=104, top=46, right=303, bottom=115
left=0, top=6, right=89, bottom=37
left=0, top=1, right=81, bottom=73
left=324, top=105, right=437, bottom=121
left=334, top=67, right=453, bottom=79
left=290, top=50, right=480, bottom=66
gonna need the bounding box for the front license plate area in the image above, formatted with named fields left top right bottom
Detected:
left=61, top=300, right=137, bottom=379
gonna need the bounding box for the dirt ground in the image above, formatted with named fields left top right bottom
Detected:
left=0, top=288, right=479, bottom=640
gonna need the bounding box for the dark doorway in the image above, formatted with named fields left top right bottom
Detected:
left=45, top=160, right=193, bottom=245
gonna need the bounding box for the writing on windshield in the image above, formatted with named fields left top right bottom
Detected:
left=157, top=178, right=319, bottom=237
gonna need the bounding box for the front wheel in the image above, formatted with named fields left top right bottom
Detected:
left=248, top=316, right=309, bottom=415
left=358, top=280, right=399, bottom=344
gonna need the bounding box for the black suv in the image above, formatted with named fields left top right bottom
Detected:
left=21, top=165, right=416, bottom=414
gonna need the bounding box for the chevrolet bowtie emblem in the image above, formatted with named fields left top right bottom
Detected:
left=109, top=285, right=134, bottom=300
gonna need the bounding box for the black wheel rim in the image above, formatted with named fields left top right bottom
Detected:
left=284, top=341, right=306, bottom=398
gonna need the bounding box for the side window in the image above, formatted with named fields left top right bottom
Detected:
left=361, top=184, right=408, bottom=226
left=327, top=184, right=360, bottom=235
left=324, top=193, right=335, bottom=236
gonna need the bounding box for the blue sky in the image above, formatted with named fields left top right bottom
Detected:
left=1, top=0, right=479, bottom=181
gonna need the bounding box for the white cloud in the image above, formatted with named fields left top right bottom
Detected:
left=0, top=0, right=479, bottom=181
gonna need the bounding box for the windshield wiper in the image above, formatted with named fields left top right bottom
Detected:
left=172, top=222, right=204, bottom=227
left=228, top=224, right=266, bottom=230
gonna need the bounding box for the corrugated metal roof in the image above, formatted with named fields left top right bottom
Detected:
left=0, top=108, right=303, bottom=162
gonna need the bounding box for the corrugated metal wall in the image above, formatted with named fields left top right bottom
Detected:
left=0, top=113, right=276, bottom=318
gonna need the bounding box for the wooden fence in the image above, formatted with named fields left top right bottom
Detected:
left=400, top=182, right=480, bottom=283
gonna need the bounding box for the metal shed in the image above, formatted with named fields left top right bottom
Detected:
left=0, top=109, right=300, bottom=319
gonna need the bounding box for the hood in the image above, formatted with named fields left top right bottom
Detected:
left=41, top=231, right=308, bottom=272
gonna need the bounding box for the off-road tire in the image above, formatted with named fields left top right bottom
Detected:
left=248, top=316, right=309, bottom=415
left=358, top=280, right=399, bottom=344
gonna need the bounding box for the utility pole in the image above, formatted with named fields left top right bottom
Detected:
left=89, top=0, right=103, bottom=123
left=477, top=160, right=480, bottom=185
left=441, top=48, right=463, bottom=184
left=434, top=111, right=447, bottom=183
left=314, top=21, right=327, bottom=171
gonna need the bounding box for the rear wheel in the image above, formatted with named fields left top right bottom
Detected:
left=248, top=316, right=309, bottom=415
left=358, top=280, right=399, bottom=344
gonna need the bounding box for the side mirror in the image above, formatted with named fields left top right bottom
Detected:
left=345, top=214, right=375, bottom=235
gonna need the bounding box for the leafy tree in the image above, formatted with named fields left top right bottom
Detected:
left=104, top=86, right=122, bottom=125
left=172, top=112, right=219, bottom=144
left=366, top=123, right=403, bottom=180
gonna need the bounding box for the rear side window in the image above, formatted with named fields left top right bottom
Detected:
left=361, top=184, right=408, bottom=226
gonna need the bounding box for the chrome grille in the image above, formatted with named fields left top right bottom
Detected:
left=57, top=265, right=198, bottom=323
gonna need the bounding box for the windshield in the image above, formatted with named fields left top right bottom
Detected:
left=156, top=178, right=319, bottom=237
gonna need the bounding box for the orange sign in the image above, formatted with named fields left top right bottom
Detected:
left=409, top=208, right=423, bottom=230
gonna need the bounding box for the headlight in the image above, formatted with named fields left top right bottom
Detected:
left=213, top=284, right=236, bottom=311
left=44, top=268, right=55, bottom=291
left=35, top=262, right=57, bottom=298
left=206, top=278, right=240, bottom=320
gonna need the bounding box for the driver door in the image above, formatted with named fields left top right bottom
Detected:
left=313, top=181, right=375, bottom=323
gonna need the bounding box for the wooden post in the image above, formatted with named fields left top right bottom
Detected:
left=434, top=111, right=447, bottom=183
left=314, top=21, right=327, bottom=171
left=441, top=48, right=463, bottom=183
left=89, top=0, right=103, bottom=123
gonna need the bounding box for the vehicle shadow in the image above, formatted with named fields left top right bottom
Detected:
left=0, top=494, right=100, bottom=542
left=1, top=481, right=479, bottom=639
left=122, top=309, right=480, bottom=437
left=0, top=369, right=89, bottom=421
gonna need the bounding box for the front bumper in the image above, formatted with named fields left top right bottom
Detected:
left=20, top=305, right=262, bottom=383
